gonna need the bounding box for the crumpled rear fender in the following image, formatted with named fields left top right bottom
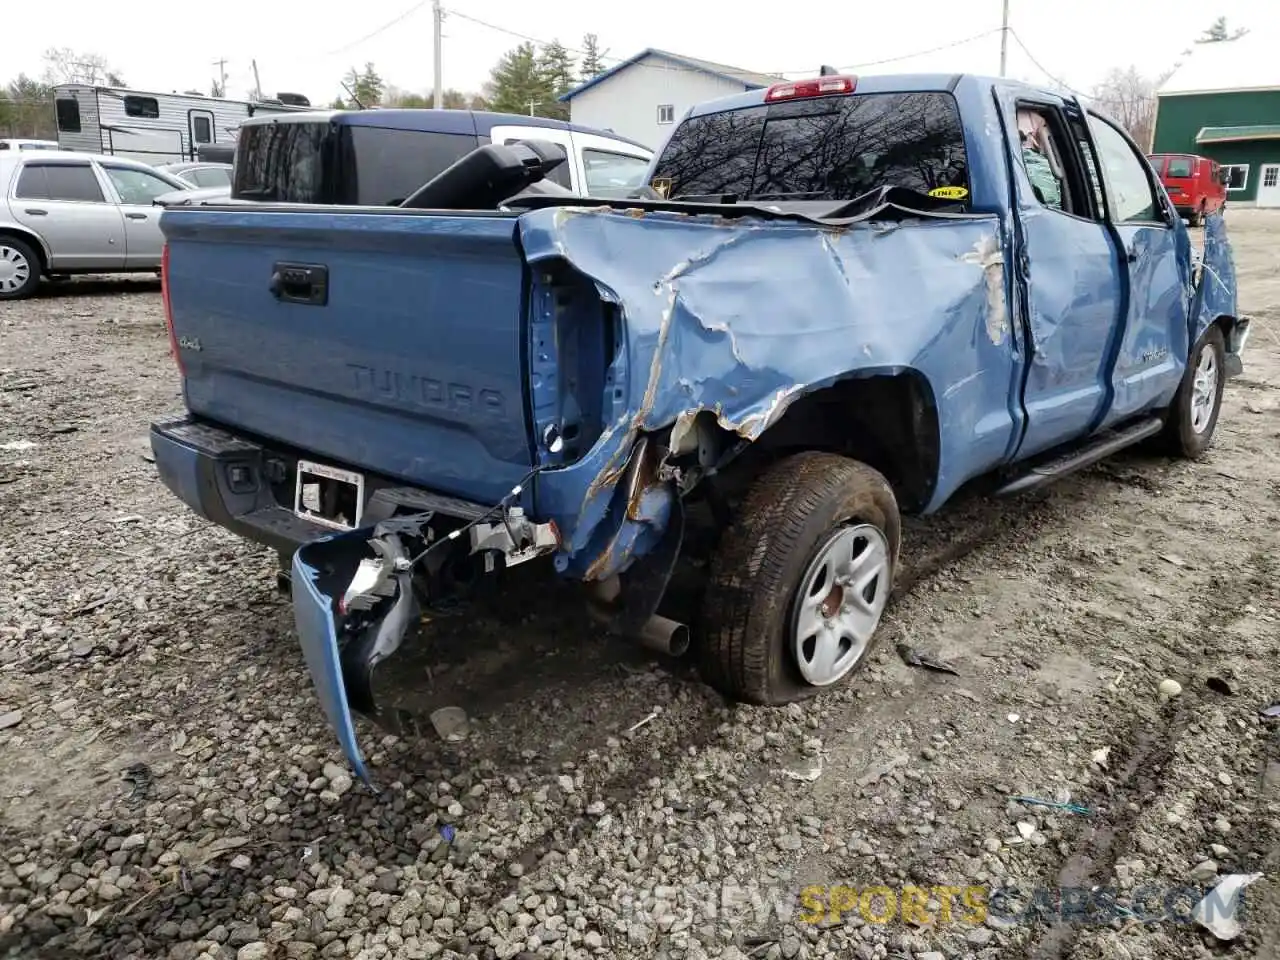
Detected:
left=517, top=206, right=1026, bottom=582
left=1191, top=211, right=1248, bottom=357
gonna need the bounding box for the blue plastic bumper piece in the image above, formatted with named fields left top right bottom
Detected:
left=291, top=537, right=373, bottom=786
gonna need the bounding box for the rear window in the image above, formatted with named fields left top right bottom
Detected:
left=650, top=91, right=970, bottom=204
left=1166, top=157, right=1194, bottom=177
left=232, top=121, right=480, bottom=205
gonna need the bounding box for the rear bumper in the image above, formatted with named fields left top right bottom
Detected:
left=149, top=414, right=490, bottom=554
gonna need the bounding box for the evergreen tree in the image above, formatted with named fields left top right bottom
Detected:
left=1195, top=17, right=1248, bottom=43
left=579, top=34, right=607, bottom=82
left=342, top=62, right=385, bottom=107
left=486, top=43, right=554, bottom=116
left=537, top=41, right=576, bottom=120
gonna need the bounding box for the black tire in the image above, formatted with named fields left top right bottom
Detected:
left=1163, top=325, right=1226, bottom=458
left=0, top=236, right=41, bottom=301
left=698, top=452, right=901, bottom=705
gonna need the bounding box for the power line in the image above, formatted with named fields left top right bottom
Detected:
left=446, top=9, right=1001, bottom=79
left=327, top=0, right=430, bottom=57
left=834, top=27, right=1004, bottom=72
left=1008, top=29, right=1093, bottom=98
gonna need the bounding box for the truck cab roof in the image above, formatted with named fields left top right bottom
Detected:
left=240, top=108, right=651, bottom=153
left=686, top=72, right=1072, bottom=119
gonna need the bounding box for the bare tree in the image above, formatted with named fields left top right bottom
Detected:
left=1090, top=66, right=1171, bottom=151
left=41, top=47, right=124, bottom=86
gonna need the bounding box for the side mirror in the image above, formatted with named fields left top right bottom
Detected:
left=1180, top=217, right=1190, bottom=227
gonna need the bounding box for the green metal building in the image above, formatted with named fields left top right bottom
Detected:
left=1152, top=35, right=1280, bottom=207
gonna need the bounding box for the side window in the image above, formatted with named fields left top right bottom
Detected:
left=582, top=149, right=650, bottom=198
left=124, top=96, right=160, bottom=119
left=1086, top=116, right=1161, bottom=223
left=102, top=166, right=180, bottom=204
left=192, top=116, right=212, bottom=144
left=503, top=138, right=571, bottom=189
left=55, top=98, right=81, bottom=133
left=1014, top=107, right=1068, bottom=212
left=38, top=164, right=105, bottom=202
left=14, top=165, right=49, bottom=199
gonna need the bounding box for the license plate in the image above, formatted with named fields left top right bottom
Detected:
left=294, top=460, right=365, bottom=531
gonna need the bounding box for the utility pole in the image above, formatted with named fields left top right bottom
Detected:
left=251, top=60, right=263, bottom=101
left=213, top=59, right=228, bottom=97
left=527, top=99, right=541, bottom=116
left=432, top=0, right=444, bottom=109
left=999, top=0, right=1010, bottom=77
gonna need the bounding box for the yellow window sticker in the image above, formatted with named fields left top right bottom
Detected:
left=652, top=178, right=672, bottom=198
left=928, top=186, right=969, bottom=200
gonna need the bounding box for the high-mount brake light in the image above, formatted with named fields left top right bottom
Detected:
left=160, top=243, right=185, bottom=375
left=764, top=75, right=857, bottom=102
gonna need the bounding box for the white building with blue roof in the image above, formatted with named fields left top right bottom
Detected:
left=558, top=48, right=784, bottom=150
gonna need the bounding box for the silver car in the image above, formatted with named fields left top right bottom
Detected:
left=0, top=151, right=193, bottom=300
left=155, top=161, right=234, bottom=190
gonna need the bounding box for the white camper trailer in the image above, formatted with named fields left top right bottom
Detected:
left=51, top=85, right=309, bottom=164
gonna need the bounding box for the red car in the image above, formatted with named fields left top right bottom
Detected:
left=1147, top=153, right=1227, bottom=226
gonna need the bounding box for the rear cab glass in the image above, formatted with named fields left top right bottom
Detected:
left=232, top=120, right=480, bottom=205
left=650, top=90, right=971, bottom=206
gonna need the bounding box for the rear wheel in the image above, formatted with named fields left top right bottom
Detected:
left=1188, top=203, right=1204, bottom=228
left=698, top=452, right=900, bottom=705
left=1163, top=325, right=1226, bottom=458
left=0, top=237, right=40, bottom=301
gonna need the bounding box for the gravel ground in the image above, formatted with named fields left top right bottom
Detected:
left=2, top=213, right=1279, bottom=960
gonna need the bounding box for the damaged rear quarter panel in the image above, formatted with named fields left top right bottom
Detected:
left=517, top=205, right=1028, bottom=581
left=1192, top=211, right=1240, bottom=343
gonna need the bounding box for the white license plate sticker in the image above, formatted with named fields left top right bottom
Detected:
left=294, top=460, right=365, bottom=531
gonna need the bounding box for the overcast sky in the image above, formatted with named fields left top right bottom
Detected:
left=8, top=0, right=1276, bottom=104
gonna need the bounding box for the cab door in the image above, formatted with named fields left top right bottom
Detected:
left=996, top=91, right=1126, bottom=460
left=1083, top=112, right=1190, bottom=428
left=487, top=124, right=578, bottom=192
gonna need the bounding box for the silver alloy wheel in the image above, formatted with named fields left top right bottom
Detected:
left=1190, top=345, right=1219, bottom=434
left=791, top=523, right=891, bottom=687
left=0, top=244, right=32, bottom=293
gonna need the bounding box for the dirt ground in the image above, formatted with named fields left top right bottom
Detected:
left=1, top=211, right=1279, bottom=960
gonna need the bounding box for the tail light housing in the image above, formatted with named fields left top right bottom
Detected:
left=765, top=75, right=857, bottom=102
left=160, top=242, right=184, bottom=375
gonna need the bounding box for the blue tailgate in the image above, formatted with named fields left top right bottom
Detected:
left=161, top=207, right=533, bottom=504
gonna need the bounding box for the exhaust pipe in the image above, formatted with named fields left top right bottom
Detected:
left=633, top=614, right=690, bottom=658
left=587, top=576, right=690, bottom=657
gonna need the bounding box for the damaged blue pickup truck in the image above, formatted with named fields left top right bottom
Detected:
left=151, top=73, right=1249, bottom=782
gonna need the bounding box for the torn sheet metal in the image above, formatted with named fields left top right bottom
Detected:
left=518, top=205, right=1025, bottom=580
left=1191, top=211, right=1240, bottom=344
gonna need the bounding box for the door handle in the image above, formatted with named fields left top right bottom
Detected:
left=24, top=208, right=48, bottom=216
left=126, top=212, right=148, bottom=221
